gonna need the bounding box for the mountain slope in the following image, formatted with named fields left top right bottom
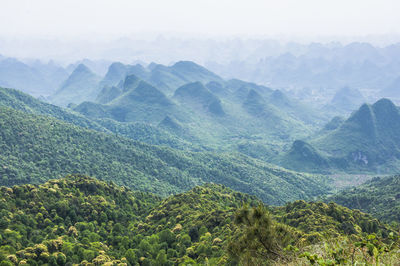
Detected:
left=326, top=175, right=400, bottom=223
left=0, top=86, right=194, bottom=150
left=0, top=86, right=105, bottom=131
left=327, top=87, right=366, bottom=113
left=0, top=57, right=68, bottom=96
left=0, top=176, right=395, bottom=265
left=50, top=64, right=101, bottom=107
left=76, top=78, right=179, bottom=123
left=174, top=82, right=225, bottom=116
left=283, top=98, right=400, bottom=173
left=0, top=106, right=330, bottom=204
left=313, top=98, right=400, bottom=171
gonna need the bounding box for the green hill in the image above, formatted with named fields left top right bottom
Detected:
left=0, top=175, right=396, bottom=265
left=174, top=82, right=225, bottom=116
left=314, top=98, right=400, bottom=171
left=0, top=106, right=330, bottom=204
left=279, top=140, right=332, bottom=173
left=95, top=86, right=122, bottom=104
left=326, top=87, right=366, bottom=113
left=0, top=86, right=190, bottom=150
left=326, top=175, right=400, bottom=223
left=282, top=98, right=400, bottom=173
left=75, top=78, right=178, bottom=123
left=50, top=64, right=101, bottom=107
left=0, top=86, right=105, bottom=131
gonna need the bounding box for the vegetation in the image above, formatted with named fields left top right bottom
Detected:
left=0, top=86, right=194, bottom=151
left=326, top=175, right=400, bottom=224
left=49, top=64, right=102, bottom=107
left=1, top=175, right=398, bottom=265
left=0, top=106, right=330, bottom=204
left=281, top=98, right=400, bottom=174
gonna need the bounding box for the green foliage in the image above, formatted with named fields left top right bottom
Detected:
left=0, top=175, right=398, bottom=265
left=227, top=205, right=297, bottom=265
left=49, top=64, right=102, bottom=107
left=228, top=204, right=399, bottom=265
left=0, top=106, right=330, bottom=204
left=0, top=175, right=159, bottom=265
left=326, top=175, right=400, bottom=223
left=295, top=98, right=400, bottom=174
left=0, top=176, right=257, bottom=265
left=272, top=200, right=393, bottom=244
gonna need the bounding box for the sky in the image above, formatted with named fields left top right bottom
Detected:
left=1, top=0, right=400, bottom=39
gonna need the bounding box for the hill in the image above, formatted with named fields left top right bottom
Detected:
left=75, top=78, right=178, bottom=123
left=282, top=98, right=400, bottom=173
left=97, top=61, right=223, bottom=96
left=0, top=106, right=330, bottom=204
left=326, top=175, right=400, bottom=223
left=0, top=175, right=396, bottom=265
left=0, top=57, right=68, bottom=96
left=0, top=86, right=105, bottom=131
left=279, top=140, right=331, bottom=173
left=50, top=64, right=101, bottom=107
left=0, top=86, right=190, bottom=150
left=326, top=87, right=366, bottom=113
left=174, top=82, right=225, bottom=116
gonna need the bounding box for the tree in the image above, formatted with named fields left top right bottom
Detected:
left=125, top=249, right=137, bottom=266
left=227, top=205, right=294, bottom=265
left=155, top=250, right=168, bottom=266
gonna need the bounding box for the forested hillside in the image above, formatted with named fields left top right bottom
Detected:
left=326, top=175, right=400, bottom=223
left=0, top=106, right=329, bottom=204
left=280, top=98, right=400, bottom=174
left=0, top=175, right=397, bottom=265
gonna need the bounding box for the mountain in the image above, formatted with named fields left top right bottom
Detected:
left=97, top=60, right=223, bottom=96
left=170, top=61, right=223, bottom=84
left=98, top=62, right=129, bottom=88
left=0, top=57, right=68, bottom=96
left=99, top=62, right=149, bottom=88
left=322, top=116, right=345, bottom=131
left=73, top=70, right=322, bottom=166
left=76, top=78, right=177, bottom=123
left=174, top=82, right=225, bottom=116
left=279, top=140, right=331, bottom=172
left=283, top=98, right=400, bottom=173
left=0, top=86, right=105, bottom=131
left=326, top=175, right=400, bottom=223
left=50, top=64, right=101, bottom=107
left=208, top=42, right=400, bottom=104
left=241, top=89, right=310, bottom=138
left=0, top=175, right=395, bottom=265
left=0, top=105, right=330, bottom=204
left=95, top=85, right=122, bottom=104
left=314, top=98, right=400, bottom=170
left=147, top=61, right=224, bottom=95
left=326, top=87, right=366, bottom=113
left=158, top=115, right=185, bottom=135
left=0, top=86, right=194, bottom=150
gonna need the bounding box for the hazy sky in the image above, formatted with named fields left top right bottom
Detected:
left=1, top=0, right=400, bottom=38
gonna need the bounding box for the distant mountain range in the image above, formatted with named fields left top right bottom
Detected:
left=206, top=42, right=400, bottom=105
left=0, top=57, right=69, bottom=96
